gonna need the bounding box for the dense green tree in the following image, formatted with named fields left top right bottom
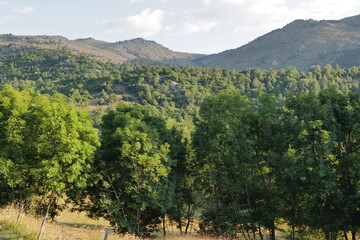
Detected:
left=87, top=103, right=174, bottom=237
left=0, top=85, right=99, bottom=218
left=166, top=131, right=198, bottom=235
left=277, top=93, right=338, bottom=239
left=247, top=94, right=283, bottom=240
left=193, top=90, right=256, bottom=238
left=318, top=90, right=360, bottom=240
left=2, top=48, right=360, bottom=122
left=2, top=47, right=360, bottom=239
left=280, top=91, right=360, bottom=240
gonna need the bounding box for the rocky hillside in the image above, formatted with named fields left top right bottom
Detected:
left=3, top=14, right=360, bottom=70
left=0, top=34, right=202, bottom=65
left=75, top=37, right=203, bottom=65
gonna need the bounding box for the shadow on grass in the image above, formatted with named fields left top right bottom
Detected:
left=56, top=222, right=108, bottom=230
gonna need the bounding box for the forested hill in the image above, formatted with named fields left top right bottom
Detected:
left=75, top=37, right=204, bottom=65
left=3, top=14, right=360, bottom=71
left=195, top=14, right=360, bottom=71
left=0, top=34, right=201, bottom=65
left=0, top=48, right=360, bottom=122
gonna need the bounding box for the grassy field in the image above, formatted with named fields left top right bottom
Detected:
left=1, top=206, right=332, bottom=240
left=0, top=207, right=130, bottom=240
left=0, top=207, right=224, bottom=240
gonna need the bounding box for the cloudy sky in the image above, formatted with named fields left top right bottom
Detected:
left=1, top=0, right=360, bottom=54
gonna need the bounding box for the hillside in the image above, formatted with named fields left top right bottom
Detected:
left=1, top=48, right=359, bottom=123
left=195, top=14, right=360, bottom=70
left=75, top=37, right=203, bottom=65
left=3, top=14, right=360, bottom=71
left=0, top=34, right=202, bottom=65
left=0, top=34, right=128, bottom=63
left=1, top=48, right=360, bottom=240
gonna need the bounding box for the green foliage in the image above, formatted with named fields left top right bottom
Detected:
left=193, top=89, right=360, bottom=239
left=193, top=90, right=254, bottom=238
left=87, top=103, right=174, bottom=237
left=1, top=48, right=360, bottom=239
left=0, top=85, right=100, bottom=216
left=1, top=48, right=360, bottom=122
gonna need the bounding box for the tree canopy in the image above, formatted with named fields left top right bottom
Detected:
left=0, top=85, right=99, bottom=216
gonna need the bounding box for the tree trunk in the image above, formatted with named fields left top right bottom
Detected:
left=8, top=204, right=13, bottom=218
left=184, top=203, right=191, bottom=234
left=343, top=231, right=348, bottom=240
left=136, top=210, right=141, bottom=236
left=270, top=223, right=276, bottom=240
left=258, top=224, right=264, bottom=240
left=292, top=225, right=296, bottom=240
left=38, top=196, right=55, bottom=240
left=162, top=214, right=166, bottom=236
left=176, top=201, right=183, bottom=235
left=103, top=228, right=110, bottom=240
left=252, top=226, right=256, bottom=240
left=246, top=228, right=251, bottom=240
left=240, top=228, right=248, bottom=240
left=351, top=231, right=356, bottom=240
left=324, top=231, right=330, bottom=240
left=37, top=212, right=48, bottom=240
left=16, top=202, right=24, bottom=223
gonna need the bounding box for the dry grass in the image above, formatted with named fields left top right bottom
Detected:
left=0, top=207, right=224, bottom=240
left=0, top=208, right=130, bottom=240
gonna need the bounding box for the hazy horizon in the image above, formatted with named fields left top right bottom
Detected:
left=1, top=0, right=360, bottom=54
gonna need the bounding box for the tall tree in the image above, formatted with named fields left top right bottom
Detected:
left=0, top=85, right=99, bottom=218
left=318, top=90, right=360, bottom=240
left=283, top=92, right=340, bottom=240
left=87, top=103, right=173, bottom=237
left=247, top=93, right=282, bottom=240
left=193, top=90, right=256, bottom=238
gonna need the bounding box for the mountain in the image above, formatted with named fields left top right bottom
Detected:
left=0, top=34, right=202, bottom=65
left=75, top=37, right=203, bottom=65
left=3, top=14, right=360, bottom=70
left=195, top=14, right=360, bottom=70
left=0, top=34, right=128, bottom=63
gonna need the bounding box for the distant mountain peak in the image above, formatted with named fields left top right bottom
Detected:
left=115, top=38, right=157, bottom=46
left=339, top=14, right=360, bottom=26
left=195, top=14, right=360, bottom=70
left=283, top=19, right=319, bottom=30
left=76, top=37, right=96, bottom=41
left=129, top=37, right=148, bottom=42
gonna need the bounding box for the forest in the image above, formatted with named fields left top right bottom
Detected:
left=0, top=48, right=360, bottom=240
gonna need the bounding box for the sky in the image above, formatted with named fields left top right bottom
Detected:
left=1, top=0, right=360, bottom=54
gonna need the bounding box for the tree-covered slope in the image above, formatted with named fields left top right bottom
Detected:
left=75, top=37, right=204, bottom=65
left=0, top=34, right=201, bottom=66
left=4, top=14, right=360, bottom=71
left=1, top=48, right=360, bottom=122
left=195, top=14, right=360, bottom=71
left=0, top=34, right=128, bottom=63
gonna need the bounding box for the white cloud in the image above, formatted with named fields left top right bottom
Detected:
left=130, top=0, right=142, bottom=2
left=292, top=0, right=360, bottom=20
left=0, top=16, right=15, bottom=24
left=12, top=6, right=34, bottom=14
left=0, top=2, right=7, bottom=6
left=103, top=8, right=166, bottom=37
left=178, top=0, right=290, bottom=35
left=174, top=0, right=360, bottom=36
left=183, top=20, right=218, bottom=33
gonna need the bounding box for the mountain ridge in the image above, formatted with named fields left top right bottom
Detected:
left=0, top=34, right=203, bottom=65
left=2, top=14, right=360, bottom=70
left=196, top=14, right=360, bottom=70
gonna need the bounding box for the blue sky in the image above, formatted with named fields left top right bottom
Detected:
left=1, top=0, right=360, bottom=54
